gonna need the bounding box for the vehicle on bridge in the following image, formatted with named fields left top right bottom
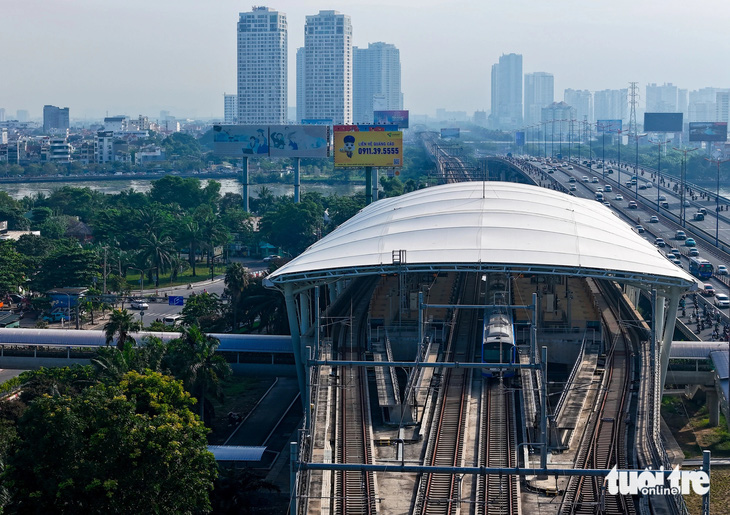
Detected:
left=689, top=257, right=714, bottom=279
left=482, top=274, right=516, bottom=378
left=685, top=237, right=696, bottom=247
left=717, top=265, right=728, bottom=275
left=714, top=293, right=729, bottom=308
left=694, top=212, right=705, bottom=221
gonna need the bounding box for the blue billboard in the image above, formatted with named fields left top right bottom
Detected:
left=373, top=110, right=409, bottom=129
left=515, top=131, right=525, bottom=146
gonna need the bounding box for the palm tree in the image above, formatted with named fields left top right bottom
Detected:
left=168, top=325, right=231, bottom=421
left=104, top=309, right=142, bottom=351
left=138, top=232, right=176, bottom=286
left=92, top=336, right=167, bottom=382
left=179, top=219, right=203, bottom=277
left=224, top=263, right=250, bottom=331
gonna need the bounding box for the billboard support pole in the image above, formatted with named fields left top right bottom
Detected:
left=372, top=168, right=378, bottom=203
left=365, top=166, right=373, bottom=204
left=294, top=157, right=301, bottom=203
left=242, top=155, right=249, bottom=212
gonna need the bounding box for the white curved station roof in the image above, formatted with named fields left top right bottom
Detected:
left=268, top=182, right=695, bottom=290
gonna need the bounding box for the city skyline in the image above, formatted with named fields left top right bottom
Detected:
left=5, top=0, right=730, bottom=119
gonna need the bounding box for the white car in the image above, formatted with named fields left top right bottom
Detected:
left=714, top=293, right=729, bottom=308
left=130, top=300, right=149, bottom=310
left=718, top=265, right=728, bottom=275
left=615, top=194, right=624, bottom=201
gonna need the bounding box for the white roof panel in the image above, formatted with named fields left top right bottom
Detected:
left=268, top=182, right=695, bottom=288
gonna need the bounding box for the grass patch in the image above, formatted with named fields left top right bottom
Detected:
left=207, top=376, right=276, bottom=445
left=662, top=392, right=730, bottom=459
left=683, top=466, right=730, bottom=515
left=125, top=264, right=228, bottom=290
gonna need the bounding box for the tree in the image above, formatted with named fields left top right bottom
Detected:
left=258, top=199, right=323, bottom=255
left=165, top=326, right=231, bottom=421
left=138, top=232, right=176, bottom=286
left=104, top=309, right=142, bottom=351
left=0, top=241, right=27, bottom=296
left=31, top=241, right=100, bottom=292
left=224, top=263, right=250, bottom=331
left=179, top=219, right=204, bottom=277
left=181, top=292, right=225, bottom=332
left=238, top=278, right=289, bottom=334
left=4, top=371, right=217, bottom=514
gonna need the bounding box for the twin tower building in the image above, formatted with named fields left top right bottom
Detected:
left=234, top=7, right=403, bottom=126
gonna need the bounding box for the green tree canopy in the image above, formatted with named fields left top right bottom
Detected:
left=31, top=241, right=100, bottom=292
left=4, top=371, right=217, bottom=514
left=0, top=241, right=27, bottom=296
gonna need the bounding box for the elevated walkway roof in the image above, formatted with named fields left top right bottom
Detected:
left=267, top=182, right=695, bottom=291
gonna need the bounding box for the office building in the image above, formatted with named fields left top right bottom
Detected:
left=541, top=102, right=576, bottom=144
left=353, top=42, right=402, bottom=124
left=593, top=89, right=627, bottom=122
left=523, top=72, right=553, bottom=126
left=303, top=10, right=353, bottom=124
left=43, top=105, right=70, bottom=133
left=564, top=89, right=593, bottom=123
left=490, top=53, right=522, bottom=130
left=224, top=94, right=238, bottom=124
left=16, top=110, right=29, bottom=123
left=237, top=6, right=288, bottom=124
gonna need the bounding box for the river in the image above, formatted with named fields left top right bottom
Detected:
left=0, top=178, right=364, bottom=200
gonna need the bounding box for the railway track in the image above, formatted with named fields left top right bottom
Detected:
left=335, top=362, right=376, bottom=514
left=414, top=273, right=478, bottom=514
left=559, top=281, right=635, bottom=515
left=476, top=380, right=519, bottom=515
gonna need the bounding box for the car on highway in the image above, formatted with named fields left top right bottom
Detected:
left=639, top=184, right=647, bottom=190
left=683, top=200, right=691, bottom=207
left=567, top=165, right=574, bottom=170
left=569, top=176, right=576, bottom=182
left=718, top=265, right=728, bottom=275
left=263, top=254, right=282, bottom=262
left=698, top=207, right=708, bottom=215
left=606, top=168, right=613, bottom=174
left=684, top=238, right=696, bottom=247
left=596, top=187, right=603, bottom=192
left=672, top=249, right=681, bottom=258
left=603, top=201, right=611, bottom=207
left=649, top=215, right=659, bottom=223
left=658, top=195, right=667, bottom=202
left=635, top=224, right=645, bottom=233
left=715, top=293, right=730, bottom=308
left=604, top=184, right=612, bottom=192
left=628, top=201, right=638, bottom=209
left=569, top=184, right=576, bottom=191
left=615, top=194, right=623, bottom=201
left=645, top=182, right=652, bottom=188
left=672, top=258, right=683, bottom=268
left=591, top=177, right=599, bottom=183
left=655, top=237, right=666, bottom=247
left=688, top=247, right=700, bottom=256
left=694, top=212, right=705, bottom=221
left=675, top=230, right=686, bottom=240
left=582, top=176, right=589, bottom=182
left=130, top=300, right=149, bottom=310
left=702, top=283, right=716, bottom=297
left=661, top=201, right=670, bottom=209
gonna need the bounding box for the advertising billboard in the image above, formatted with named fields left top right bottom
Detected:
left=373, top=110, right=409, bottom=129
left=334, top=125, right=397, bottom=132
left=268, top=125, right=329, bottom=158
left=334, top=129, right=403, bottom=167
left=689, top=122, right=728, bottom=142
left=644, top=113, right=683, bottom=132
left=515, top=131, right=525, bottom=146
left=596, top=120, right=622, bottom=133
left=301, top=119, right=332, bottom=125
left=213, top=125, right=330, bottom=157
left=440, top=128, right=460, bottom=138
left=213, top=125, right=270, bottom=156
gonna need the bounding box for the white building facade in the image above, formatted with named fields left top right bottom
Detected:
left=303, top=10, right=353, bottom=124
left=353, top=42, right=402, bottom=124
left=523, top=72, right=553, bottom=126
left=224, top=94, right=238, bottom=124
left=237, top=6, right=288, bottom=124
left=490, top=53, right=523, bottom=130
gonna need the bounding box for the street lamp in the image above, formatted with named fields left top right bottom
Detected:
left=632, top=133, right=647, bottom=199
left=652, top=139, right=671, bottom=212
left=128, top=266, right=158, bottom=295
left=705, top=157, right=729, bottom=247
left=673, top=147, right=699, bottom=228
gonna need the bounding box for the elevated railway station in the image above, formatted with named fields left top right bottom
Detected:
left=264, top=180, right=698, bottom=514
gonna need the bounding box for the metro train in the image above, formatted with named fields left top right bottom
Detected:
left=481, top=274, right=517, bottom=378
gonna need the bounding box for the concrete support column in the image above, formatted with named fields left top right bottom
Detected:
left=328, top=282, right=337, bottom=304
left=300, top=291, right=310, bottom=335
left=660, top=287, right=682, bottom=389
left=284, top=283, right=306, bottom=404
left=707, top=387, right=720, bottom=427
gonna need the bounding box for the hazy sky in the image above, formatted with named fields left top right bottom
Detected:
left=5, top=0, right=730, bottom=120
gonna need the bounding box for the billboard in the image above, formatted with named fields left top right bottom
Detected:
left=440, top=128, right=460, bottom=138
left=644, top=113, right=683, bottom=132
left=596, top=119, right=622, bottom=133
left=373, top=110, right=409, bottom=129
left=334, top=124, right=397, bottom=132
left=689, top=122, right=728, bottom=142
left=301, top=119, right=332, bottom=125
left=515, top=131, right=525, bottom=146
left=213, top=125, right=329, bottom=158
left=269, top=125, right=329, bottom=158
left=334, top=129, right=403, bottom=167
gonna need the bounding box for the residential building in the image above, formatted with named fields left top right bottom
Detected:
left=48, top=137, right=72, bottom=163
left=473, top=110, right=487, bottom=126
left=296, top=47, right=305, bottom=123
left=303, top=10, right=353, bottom=124
left=717, top=92, right=730, bottom=124
left=103, top=116, right=127, bottom=133
left=43, top=105, right=70, bottom=133
left=16, top=110, right=29, bottom=123
left=353, top=42, right=402, bottom=124
left=237, top=6, right=288, bottom=124
left=541, top=101, right=577, bottom=146
left=564, top=89, right=593, bottom=123
left=95, top=131, right=114, bottom=164
left=523, top=72, right=553, bottom=126
left=490, top=53, right=522, bottom=130
left=593, top=89, right=627, bottom=122
left=645, top=83, right=678, bottom=113
left=223, top=94, right=237, bottom=124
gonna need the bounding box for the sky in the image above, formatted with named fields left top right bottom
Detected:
left=4, top=0, right=730, bottom=120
